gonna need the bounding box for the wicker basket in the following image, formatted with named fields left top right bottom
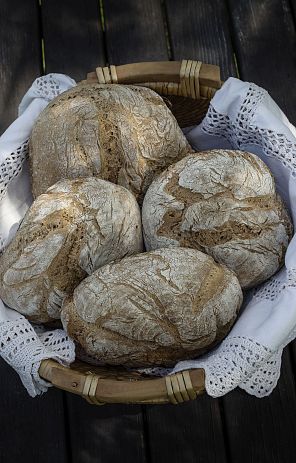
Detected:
left=39, top=60, right=222, bottom=405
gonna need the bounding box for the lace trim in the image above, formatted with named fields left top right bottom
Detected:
left=237, top=347, right=283, bottom=397
left=201, top=336, right=274, bottom=397
left=0, top=140, right=29, bottom=203
left=165, top=335, right=276, bottom=398
left=135, top=335, right=278, bottom=397
left=38, top=330, right=75, bottom=360
left=0, top=316, right=75, bottom=397
left=203, top=104, right=296, bottom=177
left=202, top=82, right=296, bottom=174
left=236, top=83, right=267, bottom=125
left=253, top=273, right=285, bottom=301
left=33, top=75, right=67, bottom=101
left=253, top=267, right=296, bottom=302
left=287, top=268, right=296, bottom=286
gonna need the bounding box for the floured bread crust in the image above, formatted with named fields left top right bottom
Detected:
left=61, top=247, right=243, bottom=367
left=29, top=83, right=192, bottom=202
left=0, top=178, right=143, bottom=322
left=142, top=150, right=293, bottom=288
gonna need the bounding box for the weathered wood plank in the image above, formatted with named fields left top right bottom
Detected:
left=291, top=0, right=296, bottom=20
left=164, top=0, right=237, bottom=80
left=103, top=0, right=169, bottom=64
left=65, top=393, right=147, bottom=463
left=222, top=347, right=296, bottom=463
left=227, top=0, right=296, bottom=122
left=41, top=0, right=105, bottom=81
left=0, top=359, right=68, bottom=463
left=0, top=0, right=42, bottom=134
left=145, top=396, right=229, bottom=463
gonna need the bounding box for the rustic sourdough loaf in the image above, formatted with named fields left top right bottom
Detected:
left=0, top=178, right=143, bottom=323
left=142, top=150, right=293, bottom=288
left=61, top=247, right=243, bottom=367
left=29, top=83, right=192, bottom=203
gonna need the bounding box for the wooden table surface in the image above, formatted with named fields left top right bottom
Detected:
left=1, top=1, right=296, bottom=462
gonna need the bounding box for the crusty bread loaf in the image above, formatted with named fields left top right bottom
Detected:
left=142, top=150, right=293, bottom=288
left=29, top=83, right=192, bottom=202
left=61, top=247, right=243, bottom=367
left=0, top=178, right=143, bottom=323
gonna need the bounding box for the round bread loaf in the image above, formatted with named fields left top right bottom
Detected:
left=61, top=247, right=243, bottom=367
left=142, top=150, right=293, bottom=288
left=29, top=83, right=192, bottom=202
left=0, top=178, right=143, bottom=323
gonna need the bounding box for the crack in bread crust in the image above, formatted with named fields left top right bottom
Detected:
left=142, top=150, right=293, bottom=288
left=0, top=178, right=143, bottom=322
left=61, top=247, right=243, bottom=367
left=29, top=83, right=193, bottom=203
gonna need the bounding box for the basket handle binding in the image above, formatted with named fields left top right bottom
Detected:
left=85, top=60, right=222, bottom=100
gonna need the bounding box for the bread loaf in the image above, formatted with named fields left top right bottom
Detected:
left=142, top=150, right=293, bottom=288
left=0, top=178, right=143, bottom=322
left=29, top=83, right=192, bottom=202
left=61, top=247, right=243, bottom=367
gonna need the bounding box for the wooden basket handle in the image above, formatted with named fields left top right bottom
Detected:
left=85, top=60, right=221, bottom=100
left=39, top=359, right=205, bottom=405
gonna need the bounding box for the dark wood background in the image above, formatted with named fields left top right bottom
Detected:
left=1, top=1, right=296, bottom=462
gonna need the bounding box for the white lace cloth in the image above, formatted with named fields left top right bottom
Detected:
left=0, top=75, right=76, bottom=397
left=169, top=78, right=296, bottom=397
left=1, top=75, right=296, bottom=398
